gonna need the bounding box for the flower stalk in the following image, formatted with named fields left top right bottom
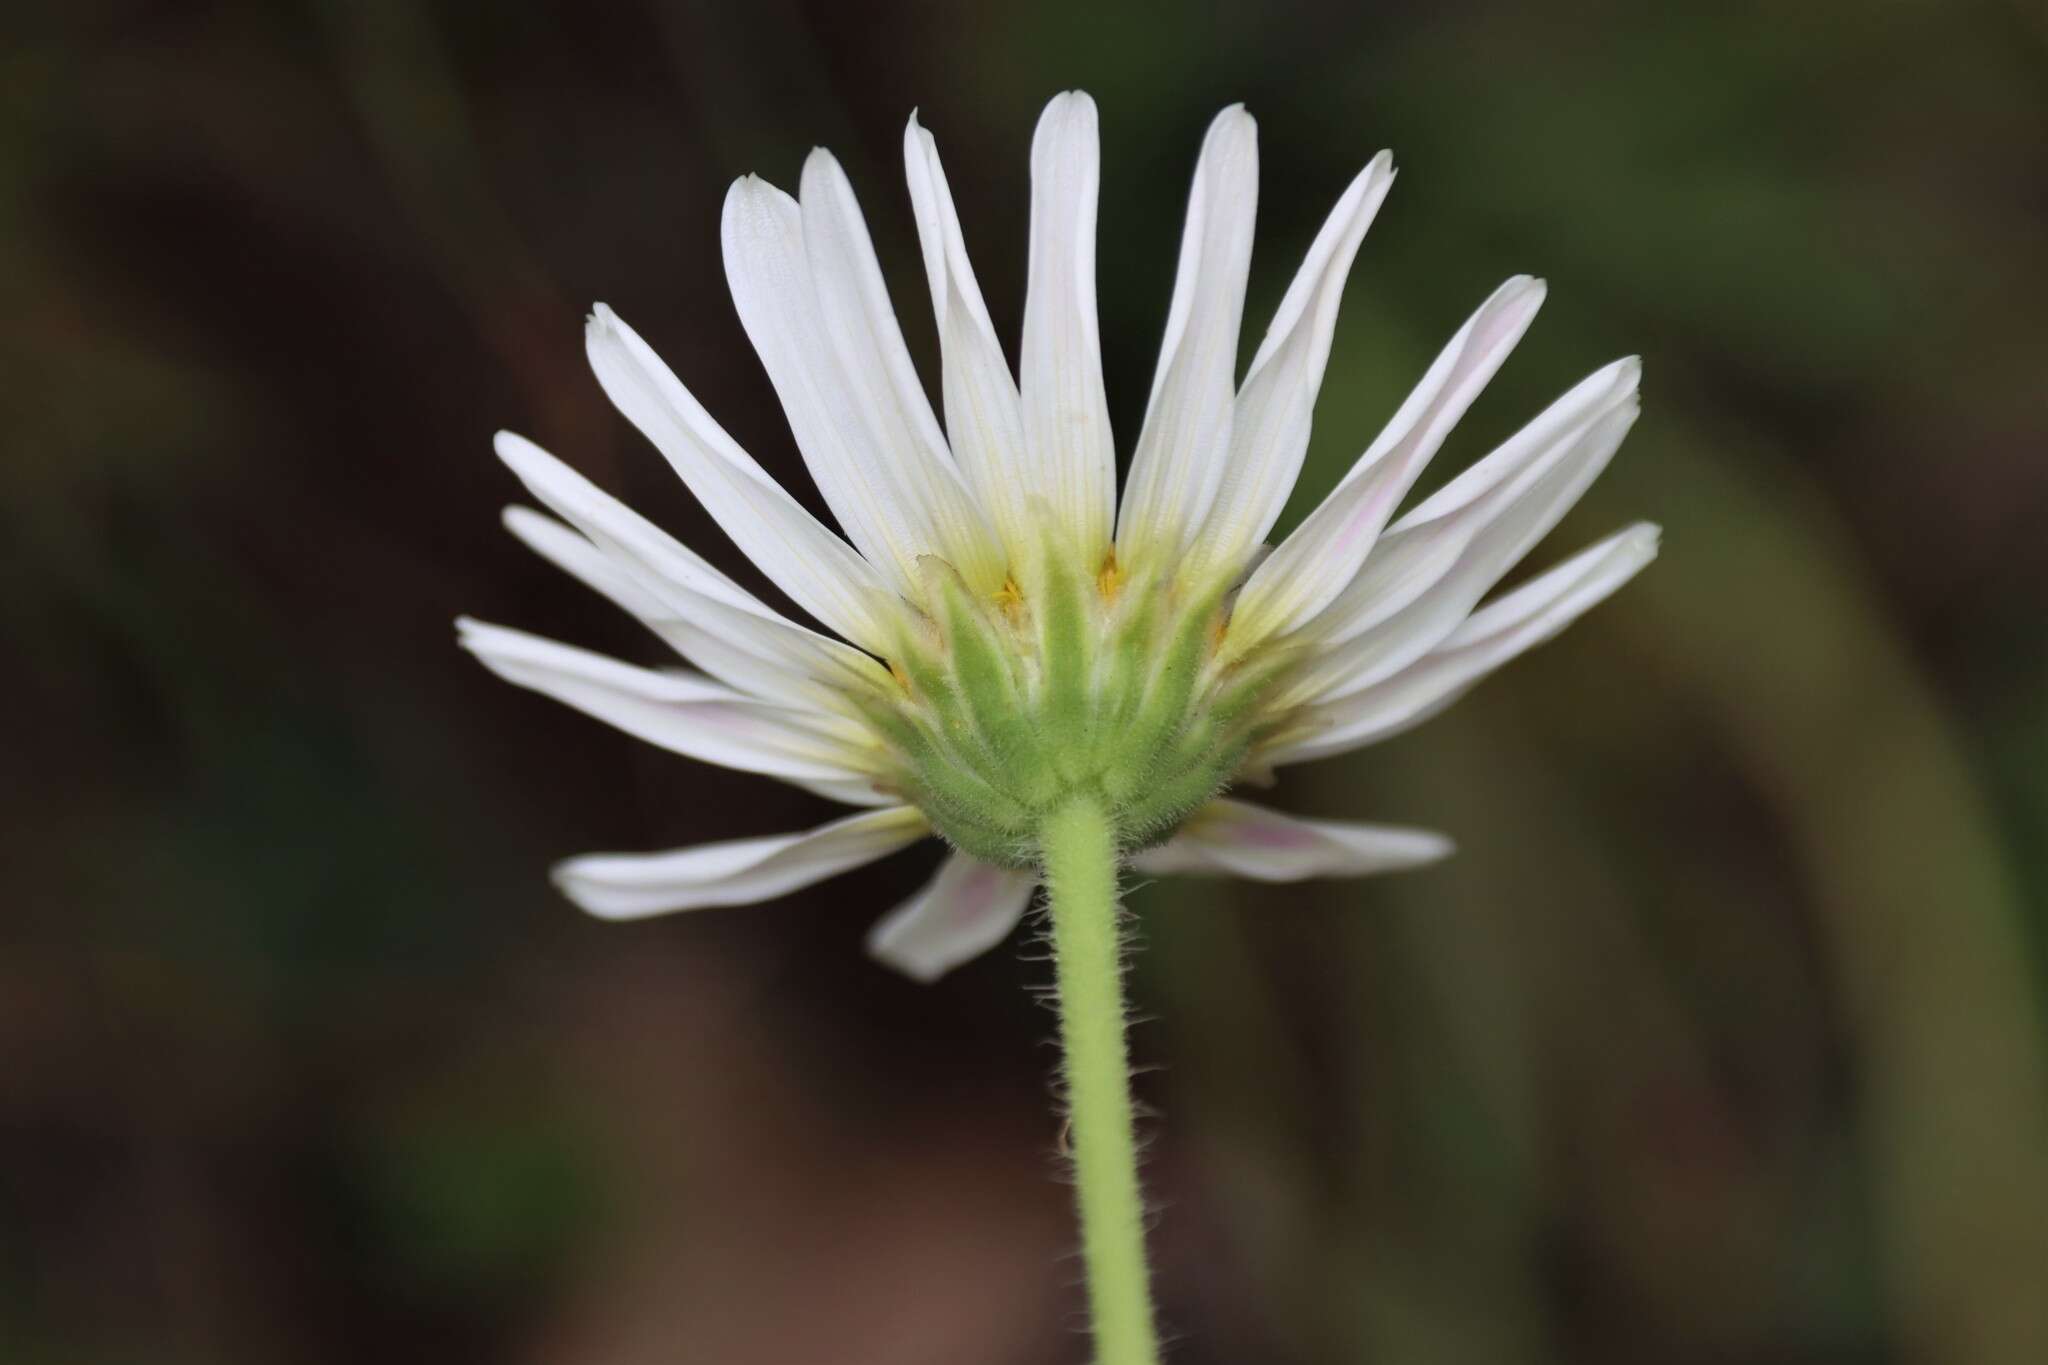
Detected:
left=1042, top=795, right=1160, bottom=1365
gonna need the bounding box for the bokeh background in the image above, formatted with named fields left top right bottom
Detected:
left=6, top=0, right=2046, bottom=1360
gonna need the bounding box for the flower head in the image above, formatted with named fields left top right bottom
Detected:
left=461, top=92, right=1657, bottom=981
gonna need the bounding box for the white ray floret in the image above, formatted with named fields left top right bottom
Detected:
left=464, top=91, right=1659, bottom=980
left=723, top=171, right=1003, bottom=596
left=867, top=853, right=1042, bottom=983
left=1185, top=150, right=1395, bottom=584
left=1303, top=358, right=1641, bottom=650
left=904, top=114, right=1037, bottom=563
left=1116, top=105, right=1258, bottom=568
left=558, top=807, right=930, bottom=921
left=1267, top=523, right=1662, bottom=766
left=1228, top=273, right=1548, bottom=646
left=494, top=434, right=888, bottom=710
left=1021, top=92, right=1118, bottom=559
left=584, top=306, right=895, bottom=653
left=1132, top=799, right=1454, bottom=881
left=456, top=619, right=882, bottom=792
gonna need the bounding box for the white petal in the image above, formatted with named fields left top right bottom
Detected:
left=1115, top=105, right=1258, bottom=568
left=1299, top=398, right=1641, bottom=705
left=792, top=776, right=905, bottom=809
left=904, top=114, right=1034, bottom=562
left=494, top=431, right=889, bottom=707
left=796, top=155, right=1005, bottom=589
left=502, top=504, right=669, bottom=621
left=1132, top=799, right=1452, bottom=880
left=456, top=617, right=880, bottom=787
left=721, top=176, right=987, bottom=598
left=1020, top=91, right=1116, bottom=557
left=497, top=431, right=756, bottom=611
left=1267, top=522, right=1661, bottom=766
left=864, top=852, right=1038, bottom=981
left=1393, top=359, right=1641, bottom=534
left=1306, top=358, right=1642, bottom=650
left=500, top=505, right=847, bottom=715
left=556, top=807, right=930, bottom=921
left=583, top=305, right=895, bottom=653
left=1452, top=521, right=1661, bottom=645
left=1229, top=275, right=1546, bottom=645
left=1187, top=152, right=1396, bottom=583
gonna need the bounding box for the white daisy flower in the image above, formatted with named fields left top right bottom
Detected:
left=461, top=92, right=1657, bottom=982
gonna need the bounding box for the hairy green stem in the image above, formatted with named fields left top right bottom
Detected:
left=1042, top=796, right=1160, bottom=1365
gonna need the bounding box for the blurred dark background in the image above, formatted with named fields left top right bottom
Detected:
left=6, top=0, right=2047, bottom=1361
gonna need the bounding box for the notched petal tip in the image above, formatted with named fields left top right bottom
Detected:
left=583, top=304, right=638, bottom=370
left=1501, top=273, right=1547, bottom=306
left=1033, top=89, right=1100, bottom=147
left=1205, top=101, right=1257, bottom=140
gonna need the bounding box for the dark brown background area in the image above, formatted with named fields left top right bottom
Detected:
left=5, top=0, right=2047, bottom=1361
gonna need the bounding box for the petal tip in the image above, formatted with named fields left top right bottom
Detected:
left=865, top=930, right=947, bottom=984
left=452, top=615, right=494, bottom=651
left=722, top=175, right=799, bottom=252
left=1413, top=832, right=1458, bottom=864
left=492, top=428, right=539, bottom=464
left=550, top=865, right=618, bottom=920
left=722, top=174, right=770, bottom=216
left=1037, top=89, right=1099, bottom=137
left=1209, top=101, right=1255, bottom=133
left=584, top=303, right=624, bottom=348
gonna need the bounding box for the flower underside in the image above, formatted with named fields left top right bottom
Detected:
left=860, top=544, right=1295, bottom=866
left=458, top=90, right=1660, bottom=983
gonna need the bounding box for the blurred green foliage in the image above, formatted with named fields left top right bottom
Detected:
left=3, top=0, right=2044, bottom=1361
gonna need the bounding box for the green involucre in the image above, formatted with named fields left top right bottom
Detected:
left=855, top=547, right=1300, bottom=867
